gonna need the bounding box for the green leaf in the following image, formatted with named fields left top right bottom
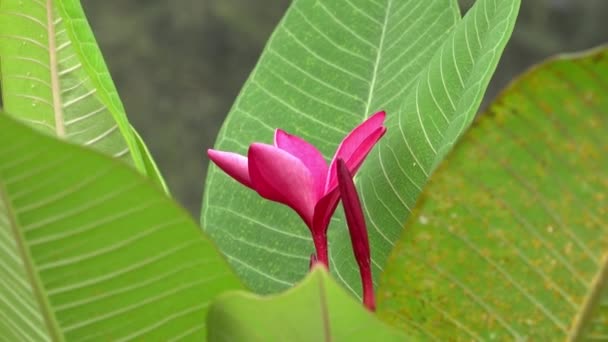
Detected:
left=0, top=0, right=165, bottom=187
left=131, top=125, right=170, bottom=193
left=0, top=113, right=243, bottom=340
left=202, top=0, right=519, bottom=297
left=206, top=267, right=410, bottom=341
left=376, top=47, right=608, bottom=340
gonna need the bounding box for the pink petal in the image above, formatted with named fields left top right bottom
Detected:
left=248, top=143, right=316, bottom=227
left=326, top=111, right=386, bottom=191
left=311, top=189, right=341, bottom=236
left=330, top=111, right=385, bottom=166
left=336, top=158, right=374, bottom=311
left=326, top=126, right=386, bottom=192
left=274, top=129, right=328, bottom=200
left=207, top=149, right=252, bottom=187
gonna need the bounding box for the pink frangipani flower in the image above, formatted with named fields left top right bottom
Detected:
left=207, top=111, right=386, bottom=268
left=336, top=158, right=375, bottom=311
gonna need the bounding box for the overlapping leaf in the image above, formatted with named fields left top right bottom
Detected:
left=0, top=0, right=166, bottom=190
left=207, top=267, right=409, bottom=341
left=0, top=114, right=242, bottom=340
left=377, top=48, right=608, bottom=340
left=202, top=0, right=461, bottom=292
left=202, top=0, right=519, bottom=297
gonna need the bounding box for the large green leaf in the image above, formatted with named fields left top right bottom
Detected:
left=0, top=0, right=166, bottom=190
left=202, top=0, right=519, bottom=296
left=207, top=267, right=410, bottom=341
left=0, top=113, right=243, bottom=340
left=377, top=47, right=608, bottom=340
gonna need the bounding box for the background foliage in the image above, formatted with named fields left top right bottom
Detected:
left=79, top=0, right=608, bottom=216
left=200, top=0, right=519, bottom=296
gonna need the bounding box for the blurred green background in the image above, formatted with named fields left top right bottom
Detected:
left=80, top=0, right=607, bottom=217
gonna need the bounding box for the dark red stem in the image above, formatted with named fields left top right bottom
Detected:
left=359, top=259, right=375, bottom=311
left=336, top=158, right=375, bottom=311
left=312, top=233, right=329, bottom=269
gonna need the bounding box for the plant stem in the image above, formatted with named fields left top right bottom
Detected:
left=359, top=259, right=375, bottom=311
left=313, top=233, right=329, bottom=269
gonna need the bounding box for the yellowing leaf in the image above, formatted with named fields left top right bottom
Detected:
left=377, top=47, right=608, bottom=341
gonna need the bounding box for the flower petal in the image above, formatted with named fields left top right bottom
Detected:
left=336, top=158, right=374, bottom=311
left=274, top=129, right=328, bottom=200
left=248, top=143, right=316, bottom=227
left=330, top=111, right=385, bottom=165
left=326, top=111, right=386, bottom=191
left=207, top=149, right=252, bottom=187
left=326, top=126, right=386, bottom=192
left=311, top=188, right=340, bottom=236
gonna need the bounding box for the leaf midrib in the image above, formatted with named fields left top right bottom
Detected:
left=318, top=274, right=331, bottom=342
left=330, top=0, right=392, bottom=298
left=568, top=252, right=608, bottom=341
left=45, top=0, right=64, bottom=137
left=363, top=0, right=391, bottom=120
left=0, top=174, right=62, bottom=340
